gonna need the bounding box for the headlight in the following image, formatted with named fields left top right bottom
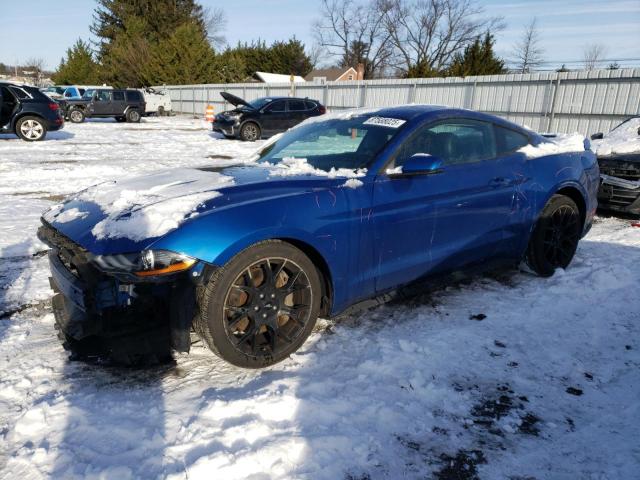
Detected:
left=90, top=250, right=196, bottom=278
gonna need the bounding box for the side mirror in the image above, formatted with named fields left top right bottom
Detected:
left=388, top=153, right=444, bottom=177
left=590, top=132, right=604, bottom=140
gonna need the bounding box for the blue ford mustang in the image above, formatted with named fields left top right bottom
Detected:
left=38, top=106, right=599, bottom=368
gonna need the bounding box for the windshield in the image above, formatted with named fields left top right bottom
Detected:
left=82, top=89, right=95, bottom=100
left=257, top=114, right=406, bottom=171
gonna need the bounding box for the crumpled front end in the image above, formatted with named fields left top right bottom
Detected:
left=598, top=156, right=640, bottom=215
left=37, top=222, right=202, bottom=364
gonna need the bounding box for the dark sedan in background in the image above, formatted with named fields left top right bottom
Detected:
left=213, top=92, right=325, bottom=141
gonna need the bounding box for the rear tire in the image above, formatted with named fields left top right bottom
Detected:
left=157, top=106, right=165, bottom=116
left=69, top=108, right=85, bottom=123
left=126, top=109, right=141, bottom=123
left=195, top=240, right=321, bottom=368
left=239, top=122, right=260, bottom=141
left=526, top=194, right=581, bottom=277
left=15, top=116, right=47, bottom=141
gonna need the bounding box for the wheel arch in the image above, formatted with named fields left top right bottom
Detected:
left=276, top=237, right=334, bottom=317
left=555, top=185, right=587, bottom=229
left=240, top=118, right=262, bottom=132
left=11, top=111, right=46, bottom=130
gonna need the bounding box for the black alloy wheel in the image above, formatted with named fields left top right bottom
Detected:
left=526, top=194, right=581, bottom=276
left=223, top=258, right=313, bottom=358
left=195, top=240, right=322, bottom=368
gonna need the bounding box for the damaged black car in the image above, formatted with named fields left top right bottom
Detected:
left=593, top=116, right=640, bottom=215
left=213, top=92, right=325, bottom=141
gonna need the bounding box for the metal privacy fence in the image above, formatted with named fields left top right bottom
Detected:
left=156, top=68, right=640, bottom=135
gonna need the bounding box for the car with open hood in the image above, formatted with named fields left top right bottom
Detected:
left=213, top=92, right=325, bottom=141
left=38, top=105, right=599, bottom=368
left=592, top=116, right=640, bottom=215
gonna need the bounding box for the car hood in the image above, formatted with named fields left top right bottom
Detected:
left=595, top=117, right=640, bottom=157
left=220, top=91, right=254, bottom=109
left=42, top=164, right=356, bottom=255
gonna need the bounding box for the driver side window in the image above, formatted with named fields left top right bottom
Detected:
left=96, top=91, right=112, bottom=102
left=265, top=100, right=286, bottom=113
left=395, top=119, right=497, bottom=167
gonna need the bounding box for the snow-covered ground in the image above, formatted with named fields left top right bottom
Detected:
left=1, top=117, right=639, bottom=479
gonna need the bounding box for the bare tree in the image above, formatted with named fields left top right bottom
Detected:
left=511, top=18, right=544, bottom=73
left=24, top=57, right=47, bottom=85
left=376, top=0, right=503, bottom=76
left=313, top=0, right=392, bottom=78
left=583, top=43, right=607, bottom=70
left=204, top=7, right=227, bottom=50
left=307, top=43, right=329, bottom=69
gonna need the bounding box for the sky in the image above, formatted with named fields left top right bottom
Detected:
left=0, top=0, right=638, bottom=72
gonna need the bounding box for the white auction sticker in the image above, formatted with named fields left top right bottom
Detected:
left=363, top=116, right=406, bottom=128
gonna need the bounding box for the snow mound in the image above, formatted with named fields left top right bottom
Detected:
left=519, top=133, right=586, bottom=158
left=342, top=178, right=364, bottom=189
left=266, top=157, right=367, bottom=179
left=78, top=169, right=235, bottom=241
left=595, top=117, right=640, bottom=156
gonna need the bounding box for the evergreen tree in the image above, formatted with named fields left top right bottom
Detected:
left=150, top=22, right=219, bottom=85
left=91, top=0, right=206, bottom=58
left=406, top=61, right=443, bottom=79
left=91, top=0, right=212, bottom=86
left=52, top=39, right=102, bottom=85
left=447, top=33, right=505, bottom=77
left=269, top=38, right=313, bottom=76
left=231, top=40, right=271, bottom=76
left=211, top=50, right=247, bottom=83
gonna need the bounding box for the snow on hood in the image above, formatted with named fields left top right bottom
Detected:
left=595, top=117, right=640, bottom=156
left=264, top=157, right=367, bottom=179
left=45, top=169, right=235, bottom=242
left=518, top=133, right=586, bottom=158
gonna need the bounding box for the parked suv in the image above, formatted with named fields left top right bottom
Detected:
left=213, top=92, right=326, bottom=141
left=0, top=82, right=64, bottom=141
left=65, top=88, right=146, bottom=123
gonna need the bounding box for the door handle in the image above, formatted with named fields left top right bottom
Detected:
left=489, top=177, right=511, bottom=187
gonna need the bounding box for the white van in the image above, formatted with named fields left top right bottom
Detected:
left=140, top=87, right=172, bottom=116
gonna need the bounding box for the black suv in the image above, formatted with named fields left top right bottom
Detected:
left=65, top=88, right=146, bottom=123
left=0, top=82, right=64, bottom=141
left=213, top=92, right=325, bottom=141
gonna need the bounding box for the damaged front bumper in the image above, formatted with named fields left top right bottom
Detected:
left=38, top=223, right=206, bottom=361
left=598, top=174, right=640, bottom=215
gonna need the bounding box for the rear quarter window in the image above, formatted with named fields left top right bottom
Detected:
left=126, top=90, right=142, bottom=102
left=288, top=100, right=307, bottom=111
left=495, top=126, right=529, bottom=154
left=10, top=87, right=31, bottom=100
left=305, top=101, right=317, bottom=110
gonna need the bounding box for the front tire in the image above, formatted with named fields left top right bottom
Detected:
left=195, top=240, right=322, bottom=368
left=69, top=108, right=85, bottom=123
left=16, top=116, right=47, bottom=141
left=526, top=194, right=581, bottom=277
left=239, top=122, right=260, bottom=141
left=126, top=109, right=141, bottom=123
